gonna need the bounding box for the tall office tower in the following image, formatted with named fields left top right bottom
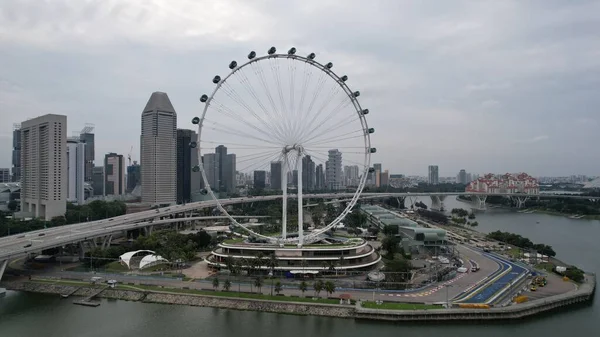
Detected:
left=79, top=125, right=95, bottom=182
left=270, top=161, right=282, bottom=190
left=225, top=153, right=236, bottom=193
left=215, top=145, right=227, bottom=192
left=315, top=164, right=325, bottom=190
left=126, top=162, right=141, bottom=193
left=0, top=168, right=10, bottom=183
left=176, top=129, right=200, bottom=204
left=302, top=155, right=315, bottom=190
left=140, top=92, right=177, bottom=205
left=373, top=163, right=382, bottom=187
left=92, top=166, right=104, bottom=195
left=343, top=165, right=359, bottom=187
left=66, top=138, right=86, bottom=205
left=253, top=170, right=266, bottom=189
left=458, top=169, right=467, bottom=185
left=326, top=149, right=343, bottom=190
left=11, top=123, right=21, bottom=182
left=292, top=170, right=298, bottom=187
left=20, top=114, right=67, bottom=220
left=428, top=165, right=439, bottom=185
left=287, top=171, right=293, bottom=186
left=381, top=170, right=389, bottom=186
left=202, top=153, right=220, bottom=189
left=104, top=153, right=125, bottom=196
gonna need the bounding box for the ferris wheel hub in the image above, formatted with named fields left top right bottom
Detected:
left=282, top=144, right=304, bottom=155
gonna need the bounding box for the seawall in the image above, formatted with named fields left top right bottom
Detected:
left=2, top=274, right=594, bottom=322
left=1, top=282, right=354, bottom=318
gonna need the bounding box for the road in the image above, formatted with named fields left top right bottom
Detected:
left=2, top=191, right=594, bottom=261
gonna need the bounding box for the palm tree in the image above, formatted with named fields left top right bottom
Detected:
left=274, top=281, right=282, bottom=295
left=267, top=253, right=278, bottom=276
left=324, top=281, right=336, bottom=297
left=225, top=255, right=235, bottom=273
left=254, top=277, right=263, bottom=294
left=313, top=280, right=324, bottom=297
left=223, top=280, right=231, bottom=292
left=212, top=277, right=220, bottom=290
left=299, top=281, right=308, bottom=297
left=301, top=259, right=308, bottom=273
left=256, top=252, right=265, bottom=274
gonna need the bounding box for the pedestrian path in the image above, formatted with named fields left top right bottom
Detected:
left=380, top=273, right=467, bottom=298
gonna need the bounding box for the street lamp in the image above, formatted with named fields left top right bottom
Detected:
left=445, top=284, right=453, bottom=309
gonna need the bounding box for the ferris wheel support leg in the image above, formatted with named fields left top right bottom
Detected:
left=282, top=157, right=288, bottom=240
left=297, top=152, right=304, bottom=247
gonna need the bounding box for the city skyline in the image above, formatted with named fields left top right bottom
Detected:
left=1, top=1, right=599, bottom=176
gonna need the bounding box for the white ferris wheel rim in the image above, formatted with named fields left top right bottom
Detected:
left=195, top=49, right=373, bottom=244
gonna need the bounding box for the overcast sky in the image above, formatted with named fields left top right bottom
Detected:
left=1, top=0, right=599, bottom=177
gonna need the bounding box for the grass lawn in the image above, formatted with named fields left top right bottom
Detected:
left=30, top=278, right=339, bottom=305
left=121, top=283, right=340, bottom=305
left=535, top=262, right=554, bottom=272
left=361, top=301, right=443, bottom=310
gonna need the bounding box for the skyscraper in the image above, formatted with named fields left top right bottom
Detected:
left=79, top=125, right=95, bottom=183
left=428, top=165, right=439, bottom=185
left=104, top=153, right=125, bottom=196
left=270, top=161, right=282, bottom=190
left=20, top=114, right=67, bottom=220
left=326, top=149, right=343, bottom=190
left=253, top=170, right=266, bottom=189
left=11, top=124, right=21, bottom=182
left=176, top=129, right=199, bottom=204
left=315, top=164, right=325, bottom=190
left=0, top=168, right=10, bottom=183
left=202, top=153, right=220, bottom=189
left=126, top=162, right=141, bottom=193
left=66, top=138, right=86, bottom=205
left=458, top=169, right=467, bottom=185
left=381, top=170, right=389, bottom=186
left=140, top=92, right=177, bottom=205
left=214, top=145, right=236, bottom=194
left=373, top=163, right=382, bottom=187
left=92, top=166, right=104, bottom=196
left=344, top=165, right=359, bottom=187
left=302, top=155, right=315, bottom=190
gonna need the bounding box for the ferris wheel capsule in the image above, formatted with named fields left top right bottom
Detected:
left=288, top=47, right=296, bottom=55
left=307, top=53, right=316, bottom=60
left=248, top=51, right=256, bottom=59
left=229, top=61, right=237, bottom=69
left=268, top=46, right=276, bottom=55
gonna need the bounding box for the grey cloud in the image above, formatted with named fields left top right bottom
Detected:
left=0, top=0, right=599, bottom=176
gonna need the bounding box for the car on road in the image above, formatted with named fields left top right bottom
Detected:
left=18, top=235, right=25, bottom=238
left=24, top=243, right=32, bottom=248
left=38, top=233, right=45, bottom=236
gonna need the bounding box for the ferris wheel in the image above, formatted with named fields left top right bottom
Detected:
left=191, top=47, right=375, bottom=246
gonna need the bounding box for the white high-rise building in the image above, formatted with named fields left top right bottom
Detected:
left=20, top=114, right=67, bottom=220
left=140, top=92, right=177, bottom=205
left=326, top=149, right=343, bottom=190
left=428, top=165, right=439, bottom=185
left=66, top=138, right=86, bottom=205
left=344, top=165, right=360, bottom=187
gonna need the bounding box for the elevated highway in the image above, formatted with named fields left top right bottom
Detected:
left=1, top=191, right=596, bottom=280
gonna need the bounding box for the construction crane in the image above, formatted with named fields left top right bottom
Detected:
left=128, top=146, right=133, bottom=166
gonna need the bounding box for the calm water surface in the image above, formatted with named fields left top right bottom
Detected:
left=1, top=198, right=598, bottom=337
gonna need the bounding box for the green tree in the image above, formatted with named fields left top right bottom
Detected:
left=381, top=235, right=400, bottom=259
left=254, top=277, right=263, bottom=293
left=212, top=278, right=220, bottom=290
left=313, top=280, right=324, bottom=297
left=223, top=280, right=232, bottom=291
left=274, top=281, right=282, bottom=295
left=299, top=281, right=308, bottom=297
left=324, top=281, right=336, bottom=296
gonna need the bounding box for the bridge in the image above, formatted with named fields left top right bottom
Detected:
left=1, top=191, right=597, bottom=280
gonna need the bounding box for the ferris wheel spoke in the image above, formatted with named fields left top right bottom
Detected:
left=236, top=151, right=283, bottom=173
left=233, top=69, right=289, bottom=141
left=209, top=101, right=285, bottom=144
left=269, top=59, right=293, bottom=136
left=216, top=85, right=287, bottom=143
left=202, top=119, right=281, bottom=146
left=306, top=115, right=362, bottom=143
left=252, top=62, right=290, bottom=138
left=201, top=140, right=280, bottom=150
left=295, top=71, right=328, bottom=140
left=304, top=129, right=365, bottom=147
left=297, top=98, right=353, bottom=144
